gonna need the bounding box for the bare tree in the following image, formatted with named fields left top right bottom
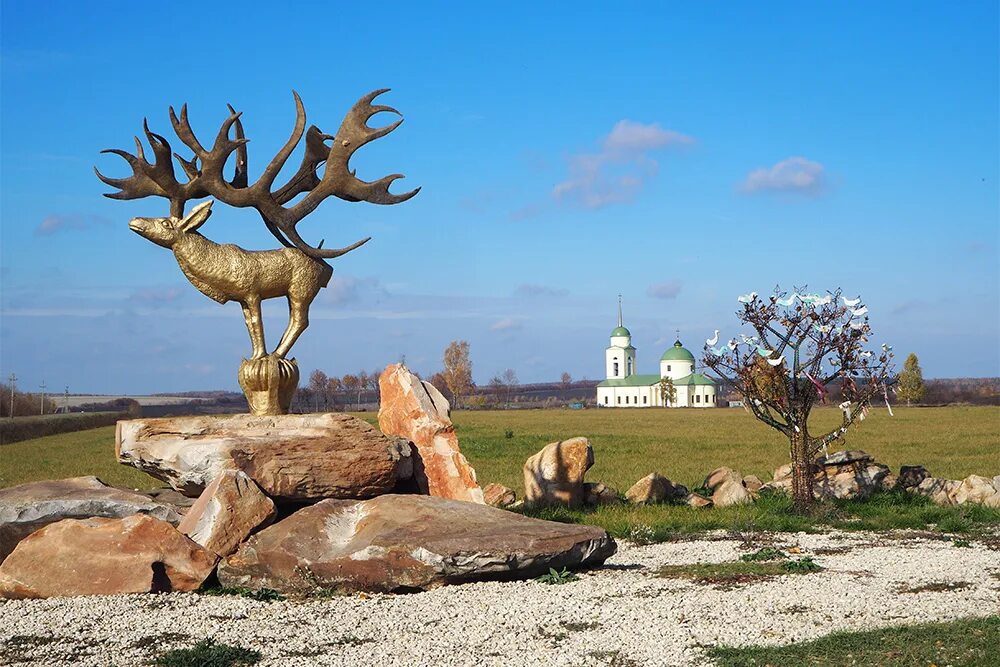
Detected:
left=366, top=370, right=381, bottom=405
left=488, top=375, right=505, bottom=408
left=560, top=372, right=572, bottom=389
left=703, top=288, right=894, bottom=512
left=308, top=369, right=328, bottom=412
left=501, top=368, right=518, bottom=408
left=341, top=374, right=360, bottom=411
left=443, top=341, right=474, bottom=409
left=356, top=370, right=369, bottom=410
left=326, top=376, right=343, bottom=410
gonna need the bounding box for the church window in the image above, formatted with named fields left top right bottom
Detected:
left=617, top=396, right=621, bottom=404
left=643, top=396, right=647, bottom=404
left=667, top=365, right=671, bottom=372
left=604, top=396, right=608, bottom=405
left=690, top=365, right=694, bottom=373
left=625, top=396, right=629, bottom=404
left=613, top=362, right=619, bottom=376
left=695, top=394, right=701, bottom=403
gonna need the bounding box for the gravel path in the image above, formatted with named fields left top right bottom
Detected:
left=2, top=530, right=998, bottom=666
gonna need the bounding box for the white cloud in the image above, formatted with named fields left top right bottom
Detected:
left=740, top=157, right=826, bottom=195
left=35, top=213, right=112, bottom=236
left=513, top=284, right=569, bottom=298
left=490, top=318, right=521, bottom=332
left=647, top=280, right=683, bottom=300
left=552, top=120, right=693, bottom=210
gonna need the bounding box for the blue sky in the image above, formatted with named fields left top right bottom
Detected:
left=1, top=1, right=997, bottom=394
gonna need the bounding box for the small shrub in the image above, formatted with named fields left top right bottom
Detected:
left=152, top=639, right=261, bottom=667
left=504, top=429, right=514, bottom=439
left=783, top=556, right=822, bottom=573
left=626, top=524, right=656, bottom=545
left=740, top=547, right=787, bottom=562
left=952, top=538, right=972, bottom=548
left=536, top=567, right=579, bottom=585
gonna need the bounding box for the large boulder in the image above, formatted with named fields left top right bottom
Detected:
left=0, top=515, right=214, bottom=599
left=703, top=467, right=753, bottom=507
left=764, top=452, right=895, bottom=501
left=522, top=437, right=594, bottom=507
left=178, top=470, right=276, bottom=559
left=377, top=364, right=484, bottom=503
left=625, top=473, right=687, bottom=505
left=0, top=476, right=182, bottom=563
left=218, top=494, right=615, bottom=594
left=116, top=413, right=413, bottom=501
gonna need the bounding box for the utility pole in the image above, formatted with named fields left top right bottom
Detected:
left=64, top=386, right=70, bottom=414
left=39, top=381, right=47, bottom=415
left=7, top=373, right=16, bottom=419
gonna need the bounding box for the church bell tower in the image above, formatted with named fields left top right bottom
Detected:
left=605, top=295, right=636, bottom=379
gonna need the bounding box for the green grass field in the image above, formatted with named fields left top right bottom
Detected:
left=2, top=405, right=998, bottom=535
left=2, top=405, right=997, bottom=492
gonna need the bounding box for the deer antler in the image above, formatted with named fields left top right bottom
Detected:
left=96, top=90, right=418, bottom=259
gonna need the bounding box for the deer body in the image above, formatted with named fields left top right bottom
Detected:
left=130, top=202, right=332, bottom=359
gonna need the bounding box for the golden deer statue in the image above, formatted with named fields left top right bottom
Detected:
left=96, top=90, right=418, bottom=414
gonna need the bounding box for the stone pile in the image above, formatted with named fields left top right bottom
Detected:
left=910, top=473, right=1000, bottom=507
left=0, top=365, right=615, bottom=599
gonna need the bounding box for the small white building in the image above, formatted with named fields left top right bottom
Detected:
left=596, top=298, right=717, bottom=408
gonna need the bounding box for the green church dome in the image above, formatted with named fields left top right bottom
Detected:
left=660, top=340, right=695, bottom=362
left=611, top=326, right=631, bottom=337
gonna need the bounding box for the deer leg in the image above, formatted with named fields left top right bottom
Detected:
left=241, top=298, right=267, bottom=359
left=273, top=296, right=309, bottom=359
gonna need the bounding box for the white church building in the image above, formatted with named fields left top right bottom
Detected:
left=596, top=298, right=718, bottom=408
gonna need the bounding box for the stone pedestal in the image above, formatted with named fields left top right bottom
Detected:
left=238, top=356, right=298, bottom=416
left=115, top=413, right=413, bottom=501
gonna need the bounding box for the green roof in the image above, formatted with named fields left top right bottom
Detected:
left=660, top=340, right=695, bottom=362
left=597, top=374, right=661, bottom=388
left=673, top=373, right=716, bottom=386
left=610, top=326, right=631, bottom=337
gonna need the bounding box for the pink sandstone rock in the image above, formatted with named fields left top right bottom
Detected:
left=377, top=364, right=484, bottom=503
left=177, top=470, right=276, bottom=559
left=0, top=514, right=214, bottom=599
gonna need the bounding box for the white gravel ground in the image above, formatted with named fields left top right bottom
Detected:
left=2, top=530, right=998, bottom=667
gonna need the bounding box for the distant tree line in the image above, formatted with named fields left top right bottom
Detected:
left=0, top=383, right=58, bottom=418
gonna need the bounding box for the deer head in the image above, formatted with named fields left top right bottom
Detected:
left=128, top=200, right=214, bottom=249
left=96, top=89, right=418, bottom=259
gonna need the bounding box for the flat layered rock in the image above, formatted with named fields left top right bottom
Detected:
left=0, top=515, right=214, bottom=599
left=116, top=413, right=413, bottom=501
left=178, top=471, right=276, bottom=558
left=523, top=437, right=594, bottom=508
left=218, top=494, right=616, bottom=594
left=377, top=364, right=484, bottom=503
left=0, top=476, right=182, bottom=563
